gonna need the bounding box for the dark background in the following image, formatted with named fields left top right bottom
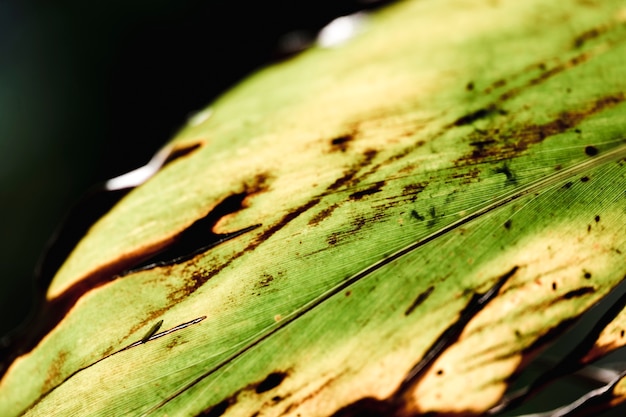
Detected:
left=0, top=0, right=389, bottom=339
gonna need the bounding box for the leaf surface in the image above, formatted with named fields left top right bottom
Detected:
left=2, top=0, right=626, bottom=416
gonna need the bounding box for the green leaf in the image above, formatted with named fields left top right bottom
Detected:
left=2, top=0, right=626, bottom=415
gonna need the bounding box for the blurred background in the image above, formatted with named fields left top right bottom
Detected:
left=0, top=0, right=390, bottom=339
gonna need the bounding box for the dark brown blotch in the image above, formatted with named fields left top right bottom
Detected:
left=585, top=145, right=599, bottom=156
left=349, top=181, right=385, bottom=200
left=330, top=134, right=354, bottom=152
left=125, top=192, right=256, bottom=272
left=405, top=286, right=434, bottom=316
left=199, top=398, right=233, bottom=417
left=457, top=93, right=625, bottom=167
left=329, top=397, right=394, bottom=417
left=255, top=371, right=288, bottom=394
left=452, top=107, right=502, bottom=127
left=257, top=274, right=274, bottom=288
left=404, top=285, right=435, bottom=316
left=308, top=203, right=340, bottom=226
left=494, top=164, right=517, bottom=185
left=410, top=210, right=425, bottom=222
left=563, top=287, right=595, bottom=300
left=573, top=27, right=602, bottom=49
left=43, top=350, right=68, bottom=392
left=402, top=183, right=426, bottom=200
left=328, top=168, right=360, bottom=191
left=327, top=149, right=378, bottom=191
left=468, top=138, right=497, bottom=159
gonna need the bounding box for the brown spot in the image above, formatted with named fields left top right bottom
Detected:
left=330, top=267, right=518, bottom=417
left=563, top=286, right=595, bottom=299
left=255, top=371, right=288, bottom=394
left=451, top=168, right=481, bottom=184
left=404, top=286, right=434, bottom=316
left=327, top=170, right=359, bottom=191
left=257, top=274, right=274, bottom=288
left=552, top=282, right=557, bottom=291
left=349, top=181, right=385, bottom=200
left=43, top=350, right=68, bottom=392
left=466, top=81, right=475, bottom=91
left=329, top=397, right=393, bottom=417
left=584, top=271, right=592, bottom=279
left=199, top=370, right=290, bottom=416
left=411, top=210, right=425, bottom=222
left=457, top=80, right=624, bottom=166
left=504, top=220, right=512, bottom=230
left=126, top=192, right=260, bottom=272
left=494, top=164, right=517, bottom=185
left=427, top=206, right=438, bottom=227
left=387, top=140, right=427, bottom=164
left=497, top=49, right=594, bottom=103
left=327, top=149, right=377, bottom=191
left=585, top=145, right=599, bottom=156
left=330, top=135, right=353, bottom=152
left=452, top=107, right=502, bottom=127
left=402, top=183, right=426, bottom=200
left=177, top=196, right=323, bottom=296
left=308, top=203, right=340, bottom=226
left=399, top=266, right=517, bottom=389
left=199, top=398, right=233, bottom=417
left=251, top=198, right=321, bottom=251
left=581, top=176, right=590, bottom=182
left=5, top=195, right=324, bottom=380
left=282, top=374, right=344, bottom=416
left=467, top=139, right=497, bottom=159
left=166, top=336, right=182, bottom=349
left=492, top=79, right=507, bottom=89
left=573, top=27, right=602, bottom=49
left=594, top=215, right=600, bottom=223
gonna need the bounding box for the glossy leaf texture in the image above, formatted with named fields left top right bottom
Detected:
left=2, top=0, right=626, bottom=416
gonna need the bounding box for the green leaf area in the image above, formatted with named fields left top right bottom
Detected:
left=2, top=0, right=626, bottom=416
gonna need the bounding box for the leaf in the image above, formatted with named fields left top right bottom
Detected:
left=2, top=0, right=626, bottom=416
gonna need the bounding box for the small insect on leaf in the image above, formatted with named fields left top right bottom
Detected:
left=141, top=320, right=163, bottom=344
